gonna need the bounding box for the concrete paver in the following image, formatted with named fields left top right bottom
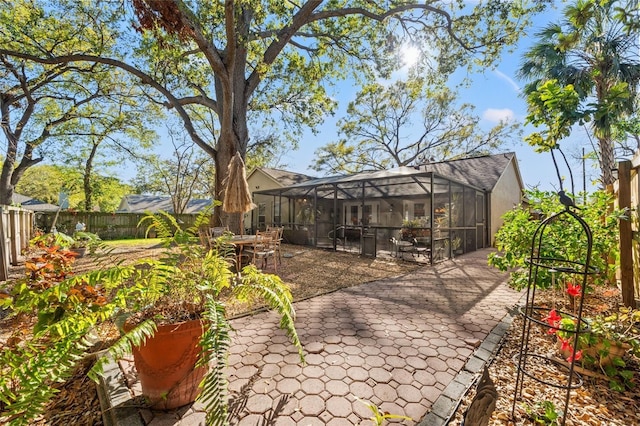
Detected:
left=101, top=248, right=521, bottom=425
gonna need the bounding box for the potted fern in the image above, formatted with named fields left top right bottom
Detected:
left=0, top=209, right=303, bottom=426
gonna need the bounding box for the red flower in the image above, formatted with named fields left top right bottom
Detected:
left=544, top=309, right=562, bottom=327
left=559, top=337, right=572, bottom=352
left=566, top=283, right=581, bottom=298
left=567, top=349, right=583, bottom=363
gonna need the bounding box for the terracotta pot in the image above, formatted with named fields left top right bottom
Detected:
left=128, top=318, right=207, bottom=409
left=557, top=336, right=631, bottom=367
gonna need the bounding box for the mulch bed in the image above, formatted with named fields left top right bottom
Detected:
left=451, top=286, right=640, bottom=425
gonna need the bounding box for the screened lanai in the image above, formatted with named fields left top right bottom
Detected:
left=251, top=166, right=488, bottom=264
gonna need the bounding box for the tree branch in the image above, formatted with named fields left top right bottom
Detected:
left=308, top=4, right=472, bottom=51
left=0, top=49, right=217, bottom=158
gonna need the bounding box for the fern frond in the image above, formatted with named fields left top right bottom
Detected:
left=138, top=211, right=179, bottom=244
left=235, top=270, right=304, bottom=362
left=0, top=329, right=93, bottom=425
left=190, top=205, right=217, bottom=233
left=197, top=296, right=231, bottom=426
left=89, top=319, right=157, bottom=381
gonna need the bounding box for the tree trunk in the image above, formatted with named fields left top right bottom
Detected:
left=0, top=157, right=15, bottom=206
left=83, top=141, right=99, bottom=211
left=598, top=135, right=616, bottom=187
left=211, top=66, right=250, bottom=233
left=0, top=99, right=18, bottom=206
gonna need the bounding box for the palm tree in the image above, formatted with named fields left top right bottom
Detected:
left=518, top=0, right=640, bottom=186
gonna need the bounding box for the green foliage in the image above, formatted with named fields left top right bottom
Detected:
left=14, top=165, right=66, bottom=205
left=589, top=308, right=640, bottom=357
left=488, top=189, right=623, bottom=290
left=401, top=219, right=424, bottom=229
left=29, top=230, right=102, bottom=254
left=0, top=0, right=146, bottom=206
left=570, top=309, right=638, bottom=391
left=524, top=400, right=561, bottom=425
left=524, top=80, right=584, bottom=151
left=15, top=164, right=132, bottom=212
left=519, top=0, right=640, bottom=185
left=0, top=239, right=140, bottom=425
left=1, top=0, right=551, bottom=225
left=354, top=396, right=413, bottom=425
left=1, top=208, right=302, bottom=425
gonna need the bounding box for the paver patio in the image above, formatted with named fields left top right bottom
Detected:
left=108, top=248, right=522, bottom=425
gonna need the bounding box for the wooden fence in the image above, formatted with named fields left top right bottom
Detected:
left=34, top=211, right=200, bottom=240
left=0, top=209, right=205, bottom=281
left=0, top=206, right=34, bottom=281
left=614, top=155, right=640, bottom=308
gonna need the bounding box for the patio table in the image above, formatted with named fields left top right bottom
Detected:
left=229, top=234, right=265, bottom=268
left=393, top=240, right=414, bottom=259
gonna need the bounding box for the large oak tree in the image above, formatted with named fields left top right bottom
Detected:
left=1, top=0, right=551, bottom=230
left=0, top=2, right=152, bottom=206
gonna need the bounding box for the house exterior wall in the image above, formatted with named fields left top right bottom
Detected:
left=247, top=169, right=293, bottom=232
left=489, top=161, right=523, bottom=245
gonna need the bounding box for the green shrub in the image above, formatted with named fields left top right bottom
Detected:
left=488, top=189, right=624, bottom=290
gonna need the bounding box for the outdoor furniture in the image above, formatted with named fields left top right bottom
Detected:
left=210, top=226, right=229, bottom=238
left=266, top=226, right=284, bottom=265
left=198, top=228, right=213, bottom=248
left=412, top=238, right=430, bottom=261
left=391, top=237, right=414, bottom=260
left=229, top=234, right=266, bottom=269
left=391, top=236, right=431, bottom=262
left=245, top=230, right=278, bottom=272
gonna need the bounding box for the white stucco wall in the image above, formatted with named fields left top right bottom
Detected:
left=247, top=169, right=291, bottom=231
left=489, top=160, right=524, bottom=245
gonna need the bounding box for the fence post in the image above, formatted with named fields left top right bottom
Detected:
left=618, top=160, right=635, bottom=308
left=9, top=208, right=19, bottom=266
left=0, top=207, right=7, bottom=281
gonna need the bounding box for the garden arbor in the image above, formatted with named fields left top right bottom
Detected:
left=253, top=166, right=488, bottom=263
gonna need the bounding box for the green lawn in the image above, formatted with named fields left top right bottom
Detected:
left=102, top=238, right=162, bottom=247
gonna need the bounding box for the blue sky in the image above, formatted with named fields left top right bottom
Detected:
left=278, top=1, right=599, bottom=194
left=134, top=2, right=598, bottom=194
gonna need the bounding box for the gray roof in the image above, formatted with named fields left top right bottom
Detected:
left=257, top=167, right=316, bottom=186
left=253, top=152, right=520, bottom=199
left=419, top=152, right=519, bottom=192
left=13, top=193, right=60, bottom=211
left=118, top=195, right=213, bottom=214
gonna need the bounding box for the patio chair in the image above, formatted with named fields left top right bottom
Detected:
left=245, top=230, right=278, bottom=272
left=198, top=227, right=213, bottom=249
left=390, top=237, right=414, bottom=260
left=412, top=238, right=430, bottom=261
left=266, top=225, right=284, bottom=264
